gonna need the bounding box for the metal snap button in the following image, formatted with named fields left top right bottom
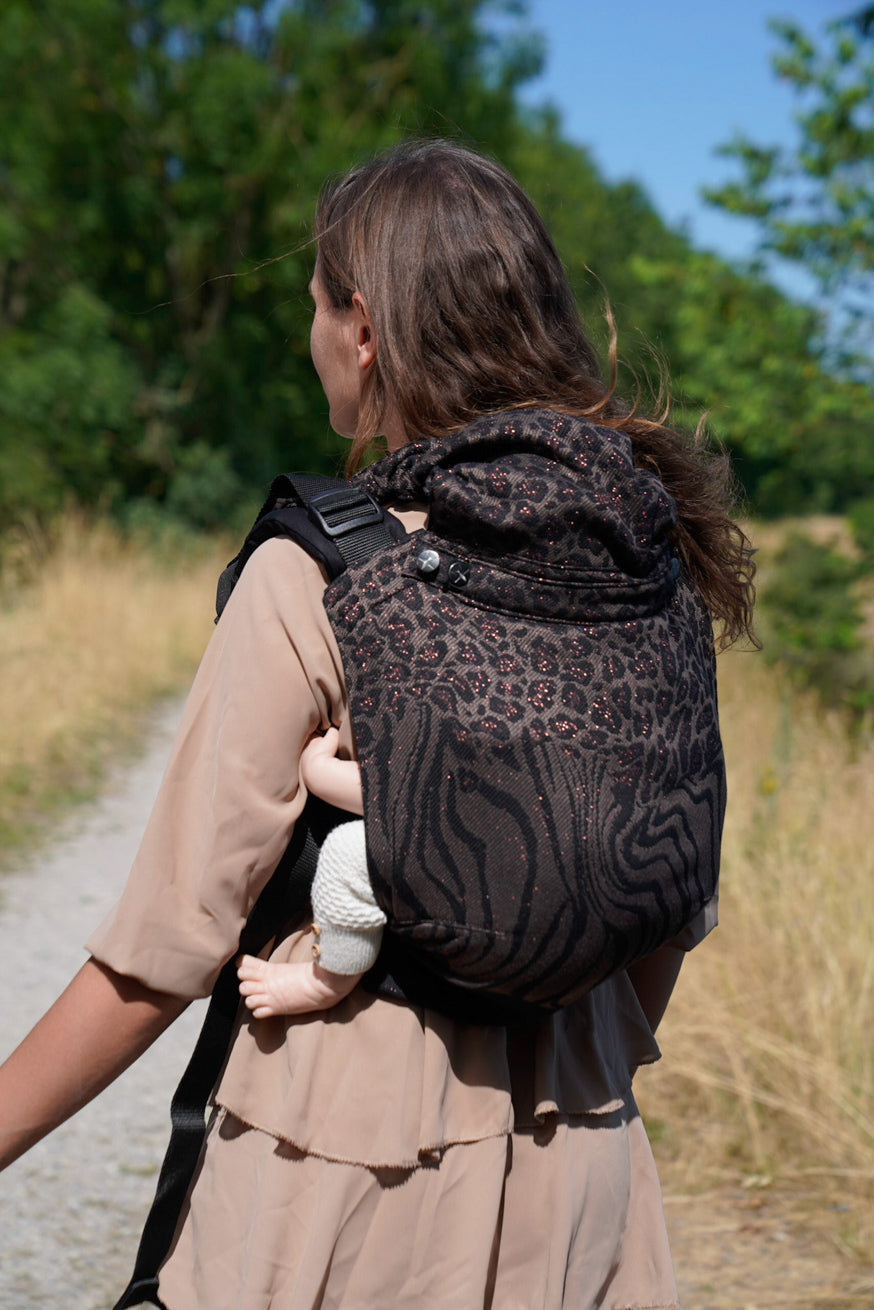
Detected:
left=448, top=561, right=470, bottom=588
left=416, top=548, right=440, bottom=577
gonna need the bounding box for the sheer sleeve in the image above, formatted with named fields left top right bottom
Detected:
left=666, top=888, right=719, bottom=951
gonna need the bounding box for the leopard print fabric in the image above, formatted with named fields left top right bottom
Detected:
left=325, top=410, right=724, bottom=1008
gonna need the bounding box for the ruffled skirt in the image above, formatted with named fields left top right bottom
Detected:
left=157, top=923, right=679, bottom=1310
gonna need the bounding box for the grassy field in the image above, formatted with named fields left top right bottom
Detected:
left=0, top=517, right=227, bottom=852
left=2, top=515, right=872, bottom=1265
left=636, top=645, right=874, bottom=1261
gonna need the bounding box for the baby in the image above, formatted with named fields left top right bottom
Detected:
left=237, top=728, right=383, bottom=1017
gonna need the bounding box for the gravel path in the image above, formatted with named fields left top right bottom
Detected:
left=0, top=700, right=207, bottom=1310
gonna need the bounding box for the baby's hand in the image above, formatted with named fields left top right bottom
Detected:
left=300, top=726, right=340, bottom=771
left=299, top=726, right=363, bottom=816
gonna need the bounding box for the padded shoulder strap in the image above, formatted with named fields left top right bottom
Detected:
left=215, top=473, right=407, bottom=621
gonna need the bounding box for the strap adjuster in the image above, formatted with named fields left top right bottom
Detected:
left=307, top=487, right=383, bottom=538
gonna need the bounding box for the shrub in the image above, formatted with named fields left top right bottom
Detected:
left=758, top=532, right=873, bottom=716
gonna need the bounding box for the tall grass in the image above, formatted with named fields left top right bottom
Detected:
left=0, top=516, right=226, bottom=851
left=637, top=647, right=874, bottom=1251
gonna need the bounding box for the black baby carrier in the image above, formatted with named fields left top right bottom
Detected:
left=115, top=408, right=725, bottom=1306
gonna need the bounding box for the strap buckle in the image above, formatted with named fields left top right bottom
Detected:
left=307, top=487, right=383, bottom=538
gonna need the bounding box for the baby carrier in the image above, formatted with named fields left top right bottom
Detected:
left=331, top=409, right=724, bottom=1008
left=114, top=408, right=724, bottom=1307
left=216, top=408, right=725, bottom=1011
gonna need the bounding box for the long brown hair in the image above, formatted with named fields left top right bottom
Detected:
left=315, top=140, right=755, bottom=648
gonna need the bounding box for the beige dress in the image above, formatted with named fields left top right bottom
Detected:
left=88, top=519, right=712, bottom=1309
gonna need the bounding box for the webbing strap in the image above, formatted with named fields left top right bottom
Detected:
left=215, top=474, right=405, bottom=620
left=278, top=474, right=397, bottom=571
left=112, top=826, right=321, bottom=1309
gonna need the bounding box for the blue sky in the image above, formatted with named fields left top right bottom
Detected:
left=503, top=0, right=855, bottom=300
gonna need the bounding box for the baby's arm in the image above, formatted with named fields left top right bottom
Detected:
left=237, top=820, right=384, bottom=1017
left=237, top=732, right=381, bottom=1019
left=300, top=727, right=363, bottom=814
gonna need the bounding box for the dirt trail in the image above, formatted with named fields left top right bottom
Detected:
left=664, top=1185, right=872, bottom=1309
left=0, top=701, right=207, bottom=1310
left=0, top=702, right=870, bottom=1309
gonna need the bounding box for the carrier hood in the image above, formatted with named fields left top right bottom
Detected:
left=358, top=408, right=679, bottom=623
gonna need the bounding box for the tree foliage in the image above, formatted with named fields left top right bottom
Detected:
left=759, top=531, right=874, bottom=717
left=0, top=0, right=530, bottom=526
left=703, top=10, right=874, bottom=370
left=0, top=0, right=871, bottom=531
left=503, top=114, right=872, bottom=516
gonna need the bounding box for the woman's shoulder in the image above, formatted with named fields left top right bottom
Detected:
left=221, top=534, right=333, bottom=637
left=235, top=533, right=330, bottom=594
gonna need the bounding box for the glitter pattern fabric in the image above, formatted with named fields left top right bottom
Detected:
left=327, top=409, right=725, bottom=1009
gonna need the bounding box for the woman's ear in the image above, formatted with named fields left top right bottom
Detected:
left=352, top=291, right=377, bottom=372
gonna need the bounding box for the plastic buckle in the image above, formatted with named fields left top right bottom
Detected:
left=307, top=488, right=383, bottom=539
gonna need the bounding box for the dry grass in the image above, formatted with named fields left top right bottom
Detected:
left=0, top=516, right=226, bottom=852
left=638, top=646, right=874, bottom=1262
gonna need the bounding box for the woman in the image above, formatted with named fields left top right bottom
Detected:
left=0, top=140, right=754, bottom=1308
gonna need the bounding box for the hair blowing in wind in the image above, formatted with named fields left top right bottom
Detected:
left=314, top=140, right=756, bottom=648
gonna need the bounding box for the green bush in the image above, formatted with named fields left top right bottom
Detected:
left=164, top=442, right=247, bottom=533
left=847, top=497, right=874, bottom=563
left=759, top=532, right=873, bottom=717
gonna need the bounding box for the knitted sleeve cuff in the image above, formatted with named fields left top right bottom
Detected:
left=311, top=819, right=387, bottom=976
left=317, top=922, right=385, bottom=975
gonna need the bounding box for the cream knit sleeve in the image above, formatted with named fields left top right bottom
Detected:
left=311, top=820, right=386, bottom=975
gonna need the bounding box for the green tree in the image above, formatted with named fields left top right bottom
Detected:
left=508, top=110, right=693, bottom=378
left=0, top=0, right=536, bottom=526
left=1, top=0, right=871, bottom=532
left=703, top=10, right=874, bottom=371
left=508, top=109, right=874, bottom=517
left=759, top=531, right=874, bottom=716
left=626, top=249, right=874, bottom=514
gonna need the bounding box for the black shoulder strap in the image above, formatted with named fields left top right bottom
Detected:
left=215, top=473, right=406, bottom=620
left=113, top=475, right=407, bottom=1309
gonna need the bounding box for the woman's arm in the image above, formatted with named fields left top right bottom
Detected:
left=1, top=542, right=343, bottom=1172
left=626, top=944, right=684, bottom=1034
left=0, top=958, right=187, bottom=1171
